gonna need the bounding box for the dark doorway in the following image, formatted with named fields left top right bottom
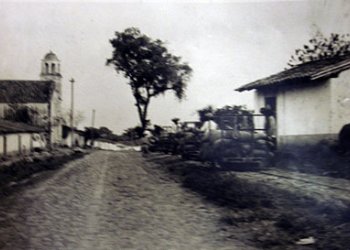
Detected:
left=265, top=97, right=276, bottom=115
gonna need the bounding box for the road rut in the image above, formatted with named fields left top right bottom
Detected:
left=0, top=151, right=255, bottom=250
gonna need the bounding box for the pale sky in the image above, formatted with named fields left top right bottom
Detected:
left=0, top=0, right=349, bottom=133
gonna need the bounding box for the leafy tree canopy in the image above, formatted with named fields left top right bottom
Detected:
left=288, top=32, right=350, bottom=68
left=107, top=27, right=192, bottom=133
left=84, top=127, right=101, bottom=141
left=123, top=126, right=144, bottom=139
left=197, top=105, right=215, bottom=123
left=84, top=126, right=119, bottom=142
left=99, top=126, right=113, bottom=138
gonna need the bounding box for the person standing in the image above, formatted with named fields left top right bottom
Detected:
left=260, top=106, right=276, bottom=139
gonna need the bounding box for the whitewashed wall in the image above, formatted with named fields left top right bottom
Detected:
left=330, top=70, right=350, bottom=134
left=0, top=136, right=4, bottom=155
left=49, top=91, right=63, bottom=145
left=62, top=131, right=85, bottom=147
left=278, top=81, right=331, bottom=137
left=19, top=133, right=32, bottom=155
left=0, top=132, right=47, bottom=155
left=254, top=69, right=350, bottom=147
left=255, top=80, right=333, bottom=146
left=51, top=124, right=62, bottom=145
left=0, top=102, right=62, bottom=145
left=6, top=134, right=20, bottom=154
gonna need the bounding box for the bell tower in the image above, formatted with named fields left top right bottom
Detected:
left=40, top=51, right=62, bottom=99
left=40, top=51, right=63, bottom=145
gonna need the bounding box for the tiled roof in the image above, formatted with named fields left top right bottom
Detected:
left=236, top=54, right=350, bottom=92
left=0, top=80, right=54, bottom=103
left=62, top=125, right=85, bottom=135
left=0, top=119, right=46, bottom=134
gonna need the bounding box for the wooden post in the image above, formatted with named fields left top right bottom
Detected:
left=3, top=135, right=6, bottom=156
left=30, top=133, right=33, bottom=152
left=18, top=134, right=21, bottom=155
left=47, top=101, right=52, bottom=150
left=91, top=109, right=95, bottom=147
left=70, top=78, right=75, bottom=148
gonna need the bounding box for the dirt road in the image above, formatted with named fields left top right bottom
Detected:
left=0, top=151, right=254, bottom=250
left=232, top=168, right=350, bottom=206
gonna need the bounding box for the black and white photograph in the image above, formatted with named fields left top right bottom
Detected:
left=0, top=0, right=350, bottom=249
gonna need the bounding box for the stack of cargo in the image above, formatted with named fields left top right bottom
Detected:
left=196, top=114, right=275, bottom=168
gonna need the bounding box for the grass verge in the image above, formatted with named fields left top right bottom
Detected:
left=146, top=154, right=350, bottom=250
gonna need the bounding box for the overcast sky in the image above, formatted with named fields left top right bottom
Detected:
left=0, top=0, right=349, bottom=133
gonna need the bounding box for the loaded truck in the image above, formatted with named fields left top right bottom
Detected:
left=179, top=114, right=275, bottom=169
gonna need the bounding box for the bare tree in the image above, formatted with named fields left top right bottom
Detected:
left=63, top=109, right=85, bottom=128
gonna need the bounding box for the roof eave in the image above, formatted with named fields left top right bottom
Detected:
left=236, top=56, right=350, bottom=92
left=235, top=77, right=312, bottom=92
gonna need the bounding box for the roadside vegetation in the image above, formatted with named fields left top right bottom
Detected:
left=146, top=153, right=350, bottom=250
left=0, top=148, right=87, bottom=198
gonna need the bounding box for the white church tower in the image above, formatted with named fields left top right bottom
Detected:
left=40, top=51, right=62, bottom=98
left=40, top=51, right=63, bottom=145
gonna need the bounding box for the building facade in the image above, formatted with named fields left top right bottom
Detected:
left=61, top=125, right=85, bottom=148
left=0, top=51, right=63, bottom=146
left=0, top=119, right=46, bottom=155
left=236, top=55, right=350, bottom=148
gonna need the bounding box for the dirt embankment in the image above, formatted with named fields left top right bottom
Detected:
left=275, top=144, right=350, bottom=180
left=0, top=148, right=88, bottom=198
left=145, top=153, right=350, bottom=250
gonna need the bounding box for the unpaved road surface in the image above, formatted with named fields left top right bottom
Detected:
left=0, top=151, right=255, bottom=250
left=231, top=168, right=350, bottom=206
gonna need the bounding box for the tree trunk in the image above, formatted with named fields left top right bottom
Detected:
left=133, top=87, right=150, bottom=136
left=135, top=101, right=149, bottom=136
left=140, top=103, right=149, bottom=134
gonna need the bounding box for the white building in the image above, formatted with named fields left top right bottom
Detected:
left=0, top=51, right=63, bottom=146
left=61, top=125, right=85, bottom=148
left=0, top=119, right=46, bottom=156
left=236, top=54, right=350, bottom=148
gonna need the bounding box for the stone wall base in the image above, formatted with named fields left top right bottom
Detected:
left=278, top=133, right=337, bottom=150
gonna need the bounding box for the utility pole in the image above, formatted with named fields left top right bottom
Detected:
left=91, top=109, right=95, bottom=147
left=70, top=78, right=75, bottom=148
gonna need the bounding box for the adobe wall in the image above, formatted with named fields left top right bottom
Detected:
left=330, top=70, right=350, bottom=134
